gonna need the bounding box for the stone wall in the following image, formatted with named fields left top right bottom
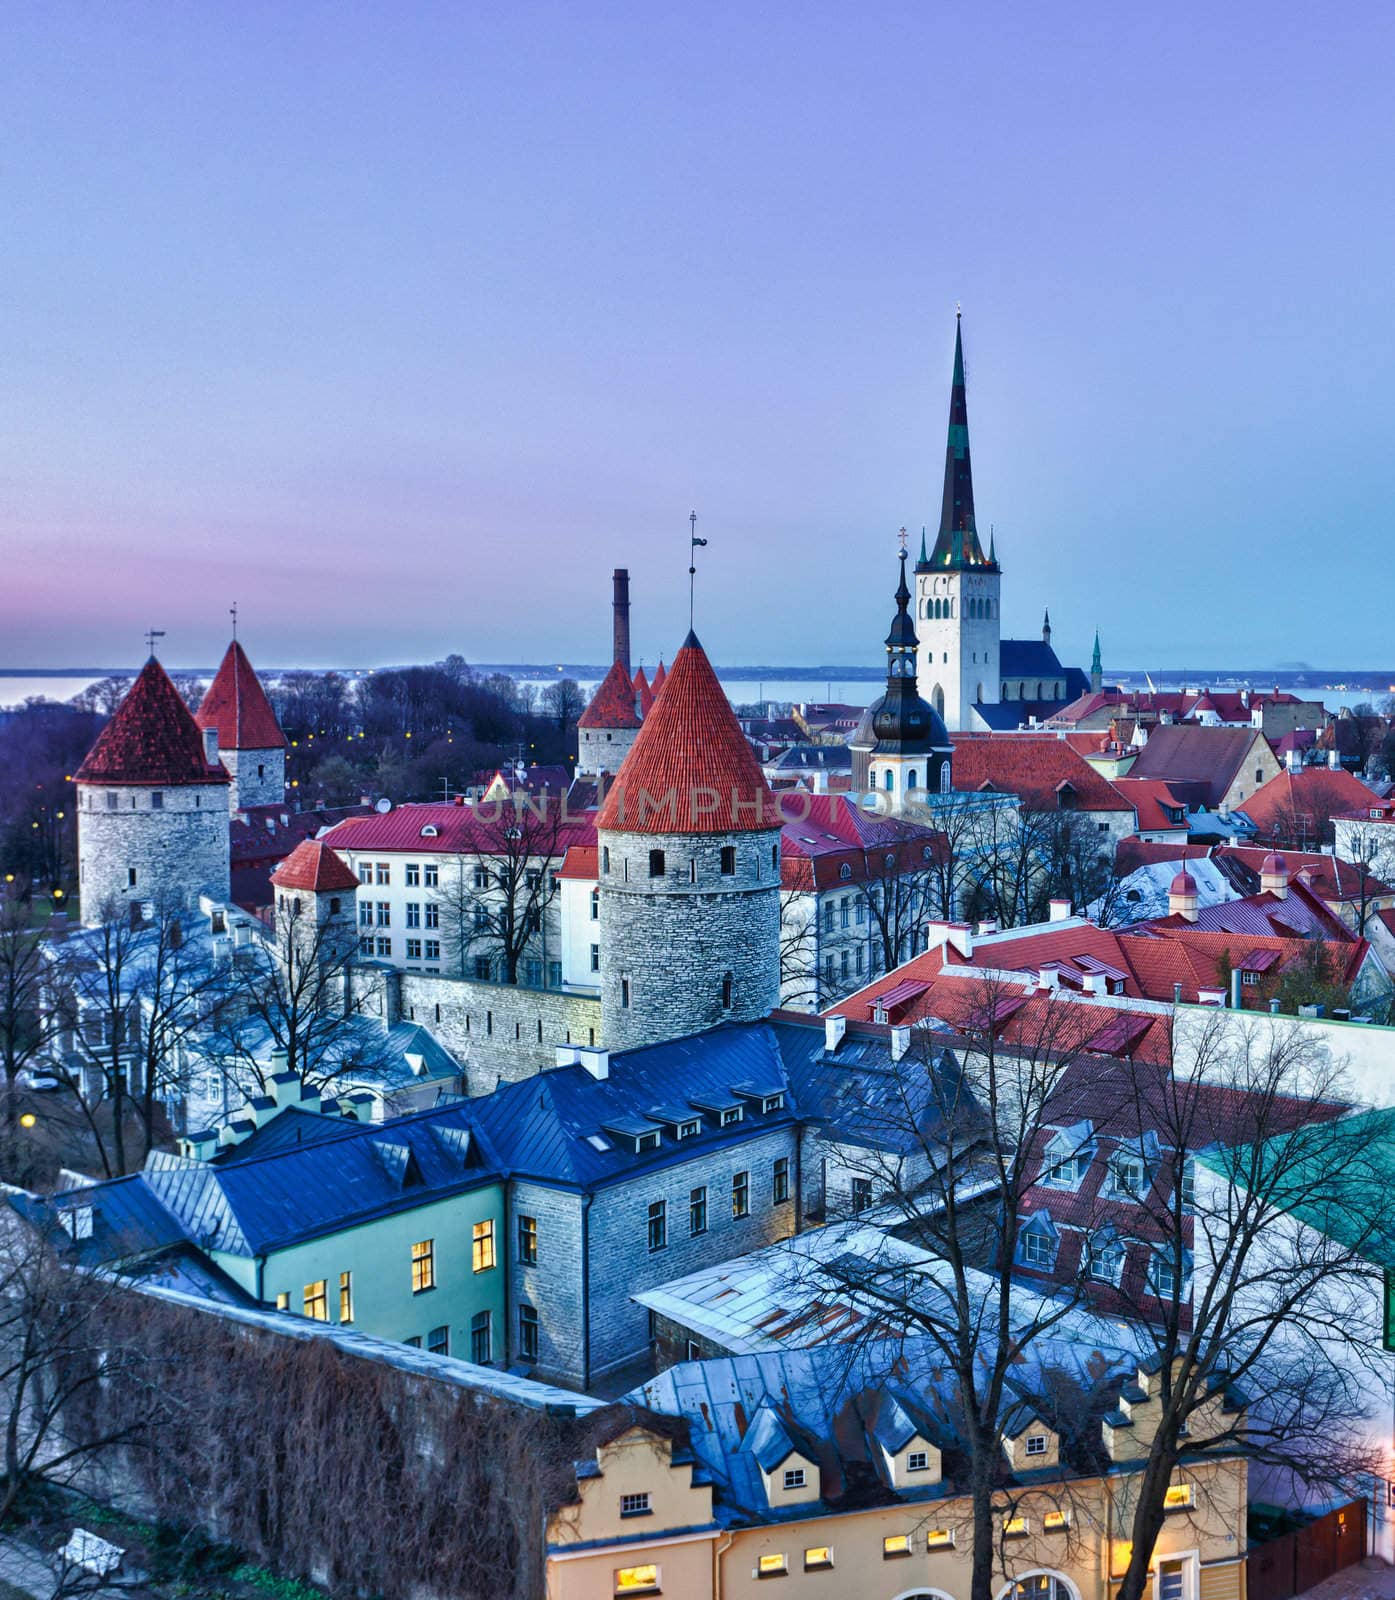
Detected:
left=577, top=725, right=637, bottom=777
left=598, top=826, right=782, bottom=1050
left=77, top=781, right=230, bottom=924
left=350, top=965, right=601, bottom=1094
left=221, top=745, right=286, bottom=810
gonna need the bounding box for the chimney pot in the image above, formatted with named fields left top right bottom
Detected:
left=203, top=727, right=219, bottom=764
left=889, top=1024, right=911, bottom=1061
left=578, top=1046, right=610, bottom=1081
left=824, top=1014, right=847, bottom=1052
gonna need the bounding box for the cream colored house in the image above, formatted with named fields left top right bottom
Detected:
left=546, top=1354, right=1248, bottom=1600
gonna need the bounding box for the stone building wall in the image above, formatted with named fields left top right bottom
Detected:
left=577, top=724, right=638, bottom=777
left=597, top=826, right=782, bottom=1050
left=349, top=965, right=601, bottom=1095
left=222, top=745, right=286, bottom=810
left=76, top=781, right=230, bottom=924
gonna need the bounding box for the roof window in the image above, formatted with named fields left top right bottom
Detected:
left=420, top=824, right=439, bottom=838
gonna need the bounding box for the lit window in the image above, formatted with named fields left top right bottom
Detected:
left=614, top=1564, right=658, bottom=1595
left=1026, top=1433, right=1048, bottom=1456
left=782, top=1467, right=805, bottom=1490
left=518, top=1214, right=538, bottom=1265
left=275, top=1292, right=290, bottom=1311
left=472, top=1219, right=495, bottom=1273
left=803, top=1547, right=832, bottom=1570
left=303, top=1280, right=328, bottom=1321
left=1004, top=1515, right=1029, bottom=1537
left=1164, top=1483, right=1193, bottom=1511
left=732, top=1170, right=750, bottom=1218
left=883, top=1534, right=912, bottom=1558
left=1044, top=1510, right=1069, bottom=1531
left=620, top=1492, right=652, bottom=1518
left=411, top=1238, right=435, bottom=1293
left=758, top=1554, right=788, bottom=1577
left=907, top=1450, right=929, bottom=1472
left=926, top=1529, right=953, bottom=1549
left=338, top=1271, right=353, bottom=1323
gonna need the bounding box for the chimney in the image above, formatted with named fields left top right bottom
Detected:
left=554, top=1044, right=582, bottom=1068
left=578, top=1046, right=610, bottom=1081
left=1173, top=982, right=1184, bottom=1005
left=1230, top=966, right=1243, bottom=1010
left=1328, top=748, right=1341, bottom=770
left=889, top=1024, right=911, bottom=1061
left=203, top=726, right=219, bottom=765
left=1269, top=997, right=1281, bottom=1014
left=1048, top=897, right=1071, bottom=922
left=824, top=1014, right=847, bottom=1053
left=612, top=568, right=631, bottom=675
left=1285, top=748, right=1301, bottom=773
left=977, top=918, right=998, bottom=937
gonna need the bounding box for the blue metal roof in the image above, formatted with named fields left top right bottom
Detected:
left=1000, top=639, right=1067, bottom=678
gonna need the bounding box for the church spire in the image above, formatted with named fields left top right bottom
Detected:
left=1042, top=607, right=1052, bottom=646
left=926, top=311, right=993, bottom=572
left=1090, top=629, right=1103, bottom=693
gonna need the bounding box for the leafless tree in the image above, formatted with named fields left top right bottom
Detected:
left=540, top=678, right=585, bottom=734
left=1103, top=1007, right=1389, bottom=1600
left=67, top=677, right=130, bottom=719
left=0, top=888, right=58, bottom=1155
left=777, top=888, right=822, bottom=1011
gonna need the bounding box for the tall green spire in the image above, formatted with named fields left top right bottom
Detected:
left=925, top=311, right=994, bottom=572
left=919, top=526, right=928, bottom=565
left=1091, top=630, right=1102, bottom=676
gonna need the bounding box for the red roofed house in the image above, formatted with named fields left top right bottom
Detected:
left=1122, top=723, right=1281, bottom=815
left=74, top=656, right=231, bottom=923
left=1237, top=764, right=1379, bottom=850
left=195, top=639, right=288, bottom=811
left=597, top=628, right=784, bottom=1049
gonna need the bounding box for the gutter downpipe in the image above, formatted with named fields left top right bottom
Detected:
left=713, top=1529, right=734, bottom=1599
left=581, top=1190, right=594, bottom=1389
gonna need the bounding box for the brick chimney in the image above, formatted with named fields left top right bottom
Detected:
left=612, top=568, right=631, bottom=675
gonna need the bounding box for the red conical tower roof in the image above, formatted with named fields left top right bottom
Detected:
left=196, top=640, right=287, bottom=751
left=651, top=658, right=667, bottom=695
left=578, top=658, right=640, bottom=730
left=270, top=839, right=359, bottom=893
left=596, top=631, right=779, bottom=834
left=75, top=658, right=231, bottom=788
left=633, top=665, right=654, bottom=717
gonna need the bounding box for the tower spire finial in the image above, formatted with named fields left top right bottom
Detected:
left=144, top=627, right=165, bottom=659
left=687, top=511, right=707, bottom=633
left=928, top=312, right=986, bottom=571
left=229, top=601, right=238, bottom=641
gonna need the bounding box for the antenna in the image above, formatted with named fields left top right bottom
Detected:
left=688, top=510, right=707, bottom=631
left=144, top=628, right=166, bottom=658
left=230, top=601, right=238, bottom=640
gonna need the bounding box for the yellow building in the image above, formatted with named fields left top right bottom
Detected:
left=547, top=1356, right=1248, bottom=1600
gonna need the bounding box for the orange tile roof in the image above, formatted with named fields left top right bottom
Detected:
left=949, top=734, right=1133, bottom=813
left=578, top=659, right=640, bottom=730
left=195, top=640, right=287, bottom=751
left=75, top=658, right=232, bottom=788
left=596, top=630, right=781, bottom=834
left=269, top=840, right=360, bottom=893
left=1239, top=767, right=1378, bottom=835
left=632, top=666, right=655, bottom=717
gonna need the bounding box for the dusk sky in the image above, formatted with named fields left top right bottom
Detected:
left=6, top=3, right=1395, bottom=675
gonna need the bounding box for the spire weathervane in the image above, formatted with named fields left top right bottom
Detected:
left=230, top=601, right=238, bottom=640
left=144, top=628, right=165, bottom=658
left=688, top=510, right=707, bottom=631
left=898, top=526, right=908, bottom=556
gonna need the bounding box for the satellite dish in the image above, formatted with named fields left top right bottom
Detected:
left=375, top=797, right=392, bottom=814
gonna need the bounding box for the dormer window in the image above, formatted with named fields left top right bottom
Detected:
left=782, top=1467, right=805, bottom=1490
left=720, top=1106, right=742, bottom=1127
left=420, top=825, right=439, bottom=838
left=635, top=1130, right=660, bottom=1153
left=1025, top=1434, right=1048, bottom=1456
left=907, top=1450, right=929, bottom=1472
left=678, top=1119, right=700, bottom=1139
left=761, top=1093, right=784, bottom=1114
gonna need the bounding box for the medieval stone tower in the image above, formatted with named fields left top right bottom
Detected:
left=596, top=630, right=782, bottom=1051
left=576, top=569, right=645, bottom=777
left=74, top=656, right=232, bottom=923
left=195, top=639, right=288, bottom=811
left=268, top=839, right=360, bottom=991
left=914, top=312, right=1002, bottom=733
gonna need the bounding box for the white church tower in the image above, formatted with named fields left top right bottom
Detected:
left=914, top=313, right=1001, bottom=733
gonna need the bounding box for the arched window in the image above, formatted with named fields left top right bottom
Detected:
left=908, top=770, right=918, bottom=788
left=931, top=684, right=945, bottom=717
left=884, top=770, right=893, bottom=791
left=1036, top=681, right=1044, bottom=700
left=940, top=761, right=952, bottom=793
left=1001, top=1575, right=1080, bottom=1600
left=839, top=862, right=852, bottom=880
left=950, top=598, right=956, bottom=617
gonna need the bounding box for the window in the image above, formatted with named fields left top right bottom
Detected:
left=518, top=1215, right=538, bottom=1265
left=907, top=1450, right=929, bottom=1471
left=621, top=976, right=631, bottom=1008
left=1159, top=1561, right=1186, bottom=1600
left=403, top=1336, right=421, bottom=1348
left=376, top=901, right=390, bottom=927
left=406, top=901, right=421, bottom=927
left=375, top=935, right=391, bottom=957
left=648, top=849, right=665, bottom=878
left=1019, top=1228, right=1056, bottom=1268
left=851, top=1176, right=873, bottom=1214
left=470, top=1309, right=492, bottom=1363
left=614, top=1565, right=659, bottom=1595
left=275, top=1292, right=290, bottom=1311
left=1044, top=1510, right=1069, bottom=1531
left=590, top=943, right=601, bottom=972
left=771, top=843, right=778, bottom=870
left=803, top=1547, right=832, bottom=1570
left=424, top=863, right=438, bottom=888
left=359, top=901, right=372, bottom=926
left=474, top=956, right=492, bottom=980
left=303, top=1280, right=328, bottom=1321
left=1004, top=1515, right=1029, bottom=1537
left=773, top=1157, right=790, bottom=1204
left=685, top=1339, right=702, bottom=1360
left=473, top=906, right=490, bottom=931
left=761, top=1093, right=784, bottom=1113
left=721, top=971, right=733, bottom=1008
left=1088, top=1234, right=1125, bottom=1284
left=620, top=1492, right=652, bottom=1519
left=339, top=1271, right=353, bottom=1323
left=720, top=845, right=736, bottom=875
left=151, top=790, right=163, bottom=810
left=428, top=1324, right=449, bottom=1356
left=690, top=1186, right=707, bottom=1235
left=758, top=1554, right=788, bottom=1577
left=547, top=959, right=561, bottom=986
left=590, top=886, right=600, bottom=920
left=375, top=862, right=390, bottom=885
left=473, top=865, right=489, bottom=889
left=1164, top=1483, right=1193, bottom=1511
left=406, top=938, right=422, bottom=960
left=1180, top=1159, right=1196, bottom=1209
left=732, top=1170, right=749, bottom=1218
left=647, top=1200, right=666, bottom=1251
left=1026, top=1433, right=1048, bottom=1456
left=358, top=935, right=375, bottom=957
left=127, top=867, right=138, bottom=888
left=601, top=846, right=611, bottom=874
left=720, top=1106, right=742, bottom=1126
left=425, top=939, right=440, bottom=961
left=1109, top=1154, right=1147, bottom=1196
left=106, top=791, right=117, bottom=810
left=411, top=1238, right=435, bottom=1293
left=882, top=1534, right=912, bottom=1558
left=782, top=1468, right=805, bottom=1490
left=926, top=1528, right=954, bottom=1548
left=405, top=863, right=420, bottom=886
left=525, top=958, right=543, bottom=987
left=472, top=1219, right=495, bottom=1273
left=519, top=1303, right=539, bottom=1361
left=823, top=902, right=836, bottom=933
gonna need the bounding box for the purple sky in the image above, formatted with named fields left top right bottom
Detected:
left=5, top=3, right=1395, bottom=674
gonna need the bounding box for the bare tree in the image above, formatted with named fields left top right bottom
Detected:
left=0, top=888, right=57, bottom=1156
left=777, top=887, right=823, bottom=1011
left=855, top=831, right=942, bottom=977
left=1103, top=1008, right=1388, bottom=1600
left=540, top=678, right=585, bottom=734
left=436, top=796, right=570, bottom=985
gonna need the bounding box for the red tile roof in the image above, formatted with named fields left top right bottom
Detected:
left=578, top=659, right=640, bottom=730
left=778, top=794, right=946, bottom=891
left=949, top=734, right=1133, bottom=814
left=1110, top=777, right=1192, bottom=832
left=596, top=631, right=781, bottom=834
left=632, top=666, right=655, bottom=718
left=269, top=840, right=360, bottom=893
left=557, top=845, right=599, bottom=881
left=1215, top=845, right=1392, bottom=904
left=322, top=802, right=597, bottom=856
left=1114, top=838, right=1211, bottom=877
left=75, top=658, right=232, bottom=788
left=195, top=641, right=287, bottom=751
left=1123, top=724, right=1269, bottom=808
left=1238, top=767, right=1378, bottom=836
left=651, top=659, right=667, bottom=695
